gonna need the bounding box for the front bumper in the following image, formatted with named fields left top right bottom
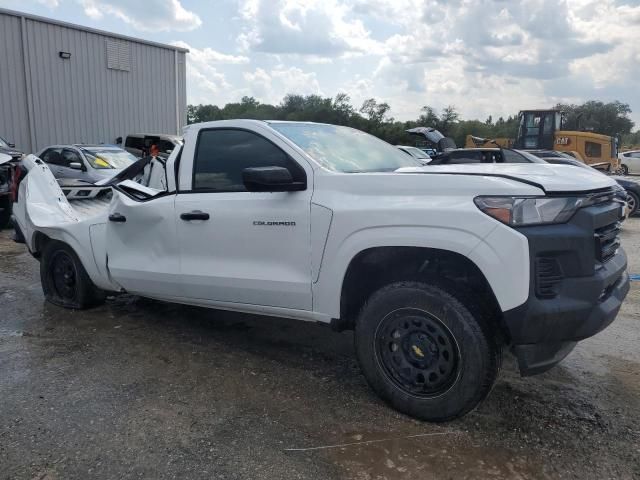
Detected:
left=502, top=197, right=630, bottom=376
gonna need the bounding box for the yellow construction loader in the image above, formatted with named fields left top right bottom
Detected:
left=465, top=109, right=620, bottom=172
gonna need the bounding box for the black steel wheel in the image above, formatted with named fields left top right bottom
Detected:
left=354, top=282, right=501, bottom=422
left=40, top=240, right=105, bottom=309
left=375, top=308, right=460, bottom=397
left=50, top=250, right=78, bottom=302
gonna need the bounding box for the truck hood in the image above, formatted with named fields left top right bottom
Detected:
left=396, top=163, right=618, bottom=194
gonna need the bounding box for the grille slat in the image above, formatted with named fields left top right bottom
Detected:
left=595, top=221, right=621, bottom=263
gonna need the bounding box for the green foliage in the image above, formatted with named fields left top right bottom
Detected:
left=187, top=96, right=635, bottom=147
left=554, top=101, right=634, bottom=137
left=621, top=130, right=640, bottom=147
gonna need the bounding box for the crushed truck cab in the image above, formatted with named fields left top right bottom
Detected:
left=12, top=120, right=630, bottom=422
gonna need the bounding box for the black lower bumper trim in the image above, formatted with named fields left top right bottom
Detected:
left=514, top=341, right=577, bottom=376
left=503, top=199, right=630, bottom=376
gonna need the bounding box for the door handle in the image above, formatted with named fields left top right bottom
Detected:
left=180, top=210, right=210, bottom=221
left=108, top=213, right=127, bottom=223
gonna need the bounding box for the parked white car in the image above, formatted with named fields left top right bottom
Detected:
left=12, top=120, right=630, bottom=421
left=396, top=145, right=432, bottom=163
left=619, top=150, right=640, bottom=175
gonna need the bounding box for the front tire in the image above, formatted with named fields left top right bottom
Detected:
left=621, top=164, right=629, bottom=176
left=354, top=282, right=501, bottom=422
left=40, top=240, right=105, bottom=309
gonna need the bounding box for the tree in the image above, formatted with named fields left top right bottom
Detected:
left=439, top=105, right=459, bottom=135
left=187, top=104, right=222, bottom=124
left=360, top=98, right=391, bottom=124
left=186, top=96, right=634, bottom=147
left=555, top=101, right=634, bottom=136
left=417, top=106, right=440, bottom=128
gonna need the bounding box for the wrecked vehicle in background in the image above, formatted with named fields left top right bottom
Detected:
left=12, top=120, right=630, bottom=422
left=35, top=144, right=138, bottom=183
left=0, top=138, right=24, bottom=229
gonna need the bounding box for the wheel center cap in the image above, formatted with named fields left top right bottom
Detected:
left=406, top=332, right=436, bottom=365
left=411, top=344, right=425, bottom=358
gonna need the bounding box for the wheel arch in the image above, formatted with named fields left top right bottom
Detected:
left=335, top=246, right=505, bottom=336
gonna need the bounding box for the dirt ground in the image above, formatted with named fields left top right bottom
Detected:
left=1, top=220, right=639, bottom=480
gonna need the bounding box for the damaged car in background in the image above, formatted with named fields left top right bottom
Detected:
left=0, top=136, right=24, bottom=229
left=11, top=120, right=630, bottom=422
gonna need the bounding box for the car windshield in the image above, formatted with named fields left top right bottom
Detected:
left=0, top=137, right=9, bottom=148
left=510, top=150, right=548, bottom=163
left=402, top=147, right=431, bottom=160
left=82, top=148, right=137, bottom=170
left=270, top=123, right=422, bottom=173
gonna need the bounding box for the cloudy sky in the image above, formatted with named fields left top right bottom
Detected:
left=2, top=0, right=639, bottom=125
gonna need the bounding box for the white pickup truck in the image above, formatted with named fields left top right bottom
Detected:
left=11, top=120, right=630, bottom=421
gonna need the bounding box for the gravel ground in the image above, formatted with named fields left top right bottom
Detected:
left=0, top=220, right=639, bottom=480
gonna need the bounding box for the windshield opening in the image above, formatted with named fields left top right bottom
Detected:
left=510, top=150, right=548, bottom=163
left=270, top=123, right=422, bottom=173
left=82, top=148, right=137, bottom=170
left=403, top=146, right=431, bottom=160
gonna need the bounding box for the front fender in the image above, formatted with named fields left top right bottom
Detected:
left=312, top=223, right=529, bottom=319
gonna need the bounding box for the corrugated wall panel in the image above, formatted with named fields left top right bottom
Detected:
left=178, top=52, right=187, bottom=131
left=2, top=11, right=187, bottom=152
left=0, top=14, right=31, bottom=152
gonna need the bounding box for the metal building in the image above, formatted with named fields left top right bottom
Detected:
left=0, top=8, right=188, bottom=153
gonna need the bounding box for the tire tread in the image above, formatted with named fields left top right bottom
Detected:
left=355, top=281, right=502, bottom=421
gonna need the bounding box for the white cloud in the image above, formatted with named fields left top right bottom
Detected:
left=172, top=41, right=249, bottom=65
left=242, top=65, right=322, bottom=103
left=78, top=0, right=202, bottom=32
left=237, top=0, right=383, bottom=58
left=171, top=42, right=236, bottom=105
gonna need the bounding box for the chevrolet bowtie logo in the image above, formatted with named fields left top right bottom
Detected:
left=412, top=345, right=425, bottom=358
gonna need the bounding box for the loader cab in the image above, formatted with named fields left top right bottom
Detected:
left=514, top=110, right=562, bottom=150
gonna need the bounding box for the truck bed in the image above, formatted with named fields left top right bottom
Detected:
left=57, top=179, right=113, bottom=220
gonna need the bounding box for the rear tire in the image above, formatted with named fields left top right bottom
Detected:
left=0, top=197, right=11, bottom=230
left=40, top=240, right=105, bottom=309
left=354, top=281, right=501, bottom=422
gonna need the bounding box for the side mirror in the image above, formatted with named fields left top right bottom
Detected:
left=8, top=142, right=15, bottom=148
left=115, top=137, right=123, bottom=145
left=242, top=166, right=306, bottom=192
left=69, top=162, right=85, bottom=171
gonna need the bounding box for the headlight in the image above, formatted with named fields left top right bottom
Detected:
left=474, top=196, right=583, bottom=226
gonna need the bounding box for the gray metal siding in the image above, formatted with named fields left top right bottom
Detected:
left=0, top=10, right=187, bottom=153
left=177, top=51, right=187, bottom=132
left=0, top=14, right=31, bottom=152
